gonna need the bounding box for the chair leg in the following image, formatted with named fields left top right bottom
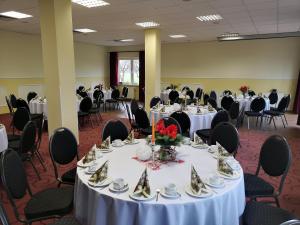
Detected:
left=35, top=152, right=46, bottom=171
left=280, top=116, right=286, bottom=128
left=89, top=115, right=94, bottom=128
left=272, top=117, right=277, bottom=129
left=256, top=117, right=258, bottom=127
left=247, top=117, right=250, bottom=129
left=28, top=158, right=41, bottom=180
left=275, top=196, right=280, bottom=207
left=283, top=114, right=288, bottom=126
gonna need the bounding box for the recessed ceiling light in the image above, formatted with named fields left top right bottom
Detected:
left=0, top=11, right=32, bottom=19
left=136, top=21, right=160, bottom=28
left=196, top=14, right=223, bottom=22
left=169, top=34, right=187, bottom=38
left=218, top=33, right=243, bottom=41
left=72, top=0, right=110, bottom=8
left=120, top=39, right=134, bottom=42
left=74, top=28, right=97, bottom=33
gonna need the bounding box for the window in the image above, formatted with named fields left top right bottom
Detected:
left=118, top=58, right=139, bottom=85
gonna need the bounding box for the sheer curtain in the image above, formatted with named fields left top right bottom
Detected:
left=139, top=51, right=145, bottom=103
left=109, top=52, right=118, bottom=87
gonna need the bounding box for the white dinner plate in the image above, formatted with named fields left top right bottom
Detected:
left=111, top=142, right=125, bottom=147
left=204, top=178, right=225, bottom=189
left=217, top=171, right=241, bottom=180
left=160, top=190, right=181, bottom=199
left=77, top=160, right=95, bottom=168
left=129, top=192, right=156, bottom=201
left=97, top=148, right=113, bottom=153
left=108, top=183, right=129, bottom=193
left=88, top=178, right=112, bottom=188
left=185, top=185, right=213, bottom=198
left=191, top=142, right=208, bottom=149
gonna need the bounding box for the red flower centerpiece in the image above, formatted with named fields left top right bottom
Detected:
left=239, top=85, right=249, bottom=98
left=155, top=119, right=182, bottom=161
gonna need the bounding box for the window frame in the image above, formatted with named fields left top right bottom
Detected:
left=118, top=57, right=139, bottom=86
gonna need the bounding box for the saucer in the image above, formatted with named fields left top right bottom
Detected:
left=112, top=142, right=125, bottom=147
left=129, top=192, right=156, bottom=201
left=109, top=183, right=129, bottom=193
left=204, top=178, right=225, bottom=188
left=160, top=190, right=181, bottom=199
left=217, top=171, right=241, bottom=180
left=77, top=159, right=95, bottom=168
left=185, top=185, right=213, bottom=198
left=124, top=139, right=139, bottom=145
left=88, top=178, right=112, bottom=187
left=84, top=165, right=99, bottom=174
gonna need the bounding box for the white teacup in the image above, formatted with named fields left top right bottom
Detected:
left=113, top=139, right=123, bottom=146
left=113, top=178, right=125, bottom=190
left=164, top=183, right=177, bottom=196
left=88, top=164, right=98, bottom=173
left=183, top=137, right=191, bottom=145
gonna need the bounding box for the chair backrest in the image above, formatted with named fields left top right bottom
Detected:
left=130, top=99, right=139, bottom=116
left=221, top=96, right=234, bottom=111
left=250, top=97, right=266, bottom=112
left=16, top=98, right=30, bottom=111
left=134, top=107, right=150, bottom=129
left=268, top=91, right=278, bottom=105
left=13, top=107, right=31, bottom=132
left=1, top=149, right=31, bottom=223
left=0, top=201, right=10, bottom=225
left=236, top=104, right=246, bottom=129
left=280, top=220, right=300, bottom=225
left=210, top=91, right=217, bottom=101
left=102, top=120, right=129, bottom=142
left=49, top=127, right=78, bottom=165
left=111, top=89, right=120, bottom=99
left=79, top=97, right=92, bottom=113
left=286, top=94, right=291, bottom=110
left=157, top=117, right=182, bottom=134
left=27, top=92, right=37, bottom=103
left=150, top=96, right=162, bottom=108
left=208, top=98, right=218, bottom=109
left=259, top=135, right=291, bottom=177
left=125, top=104, right=132, bottom=124
left=93, top=89, right=101, bottom=100
left=122, top=86, right=128, bottom=97
left=223, top=90, right=232, bottom=95
left=195, top=88, right=203, bottom=100
left=169, top=90, right=179, bottom=103
left=210, top=122, right=239, bottom=154
left=78, top=91, right=88, bottom=98
left=5, top=96, right=14, bottom=115
left=9, top=94, right=17, bottom=108
left=19, top=121, right=36, bottom=154
left=78, top=86, right=85, bottom=92
left=211, top=110, right=229, bottom=129
left=248, top=90, right=256, bottom=97
left=182, top=86, right=190, bottom=92
left=170, top=111, right=191, bottom=134
left=186, top=90, right=194, bottom=100
left=276, top=96, right=289, bottom=112
left=203, top=94, right=209, bottom=105
left=229, top=101, right=240, bottom=120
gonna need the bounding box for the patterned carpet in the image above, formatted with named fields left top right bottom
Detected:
left=0, top=109, right=300, bottom=224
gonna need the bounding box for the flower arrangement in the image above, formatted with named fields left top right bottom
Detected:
left=239, top=85, right=249, bottom=94
left=155, top=119, right=182, bottom=147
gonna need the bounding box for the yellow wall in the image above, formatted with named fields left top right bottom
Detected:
left=0, top=30, right=108, bottom=114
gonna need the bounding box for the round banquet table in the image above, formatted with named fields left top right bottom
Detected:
left=74, top=139, right=245, bottom=225
left=0, top=124, right=8, bottom=153
left=29, top=98, right=81, bottom=120
left=150, top=104, right=217, bottom=137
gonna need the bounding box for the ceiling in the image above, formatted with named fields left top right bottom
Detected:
left=0, top=0, right=299, bottom=46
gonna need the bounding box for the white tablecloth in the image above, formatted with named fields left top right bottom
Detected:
left=150, top=104, right=217, bottom=137
left=0, top=125, right=8, bottom=153
left=74, top=139, right=245, bottom=225
left=29, top=98, right=81, bottom=120
left=88, top=90, right=112, bottom=101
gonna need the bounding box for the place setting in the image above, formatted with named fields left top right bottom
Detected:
left=160, top=183, right=181, bottom=199
left=96, top=136, right=114, bottom=152
left=190, top=133, right=208, bottom=149
left=77, top=145, right=103, bottom=168
left=87, top=161, right=112, bottom=188
left=123, top=130, right=139, bottom=145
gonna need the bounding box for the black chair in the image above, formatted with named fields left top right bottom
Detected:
left=203, top=94, right=209, bottom=105
left=169, top=90, right=179, bottom=104
left=78, top=91, right=88, bottom=98
left=130, top=99, right=139, bottom=117
left=102, top=120, right=129, bottom=142
left=209, top=91, right=217, bottom=101
left=5, top=96, right=14, bottom=117
left=8, top=121, right=41, bottom=180
left=93, top=89, right=101, bottom=102
left=105, top=89, right=120, bottom=110
left=78, top=86, right=85, bottom=92
left=186, top=90, right=194, bottom=100
left=269, top=90, right=278, bottom=106
left=78, top=97, right=93, bottom=128
left=244, top=135, right=291, bottom=207
left=7, top=107, right=31, bottom=142
left=89, top=96, right=103, bottom=125
left=223, top=90, right=232, bottom=95
left=157, top=117, right=182, bottom=135
left=150, top=96, right=162, bottom=108
left=170, top=111, right=191, bottom=137
left=49, top=127, right=79, bottom=186
left=221, top=96, right=234, bottom=111
left=236, top=104, right=246, bottom=129
left=27, top=91, right=37, bottom=103
left=182, top=86, right=190, bottom=92
left=195, top=88, right=203, bottom=100
left=229, top=101, right=240, bottom=121
left=119, top=86, right=129, bottom=101
left=125, top=103, right=138, bottom=131
left=243, top=201, right=298, bottom=225
left=248, top=90, right=256, bottom=97
left=207, top=97, right=218, bottom=110
left=33, top=116, right=46, bottom=171
left=195, top=110, right=229, bottom=143
left=15, top=98, right=42, bottom=121
left=264, top=96, right=289, bottom=129
left=134, top=107, right=152, bottom=136
left=245, top=97, right=266, bottom=129
left=9, top=94, right=17, bottom=109
left=210, top=122, right=239, bottom=156
left=0, top=149, right=74, bottom=224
